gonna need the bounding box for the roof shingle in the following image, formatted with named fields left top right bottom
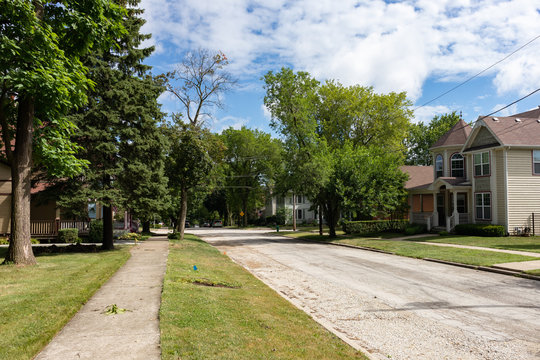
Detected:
left=430, top=119, right=472, bottom=149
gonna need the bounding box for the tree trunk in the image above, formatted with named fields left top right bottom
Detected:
left=318, top=205, right=323, bottom=236
left=142, top=221, right=150, bottom=233
left=101, top=205, right=114, bottom=250
left=177, top=187, right=188, bottom=240
left=242, top=197, right=247, bottom=227
left=4, top=96, right=36, bottom=265
left=322, top=197, right=338, bottom=238
left=292, top=193, right=296, bottom=231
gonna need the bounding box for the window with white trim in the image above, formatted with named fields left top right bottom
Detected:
left=297, top=209, right=303, bottom=220
left=451, top=153, right=464, bottom=177
left=474, top=151, right=490, bottom=176
left=475, top=193, right=491, bottom=220
left=534, top=150, right=540, bottom=175
left=435, top=155, right=443, bottom=178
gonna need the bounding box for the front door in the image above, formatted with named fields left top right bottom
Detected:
left=437, top=193, right=446, bottom=226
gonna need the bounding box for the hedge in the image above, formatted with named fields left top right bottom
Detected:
left=57, top=228, right=78, bottom=243
left=342, top=220, right=408, bottom=235
left=88, top=220, right=103, bottom=243
left=454, top=224, right=506, bottom=237
left=404, top=223, right=427, bottom=236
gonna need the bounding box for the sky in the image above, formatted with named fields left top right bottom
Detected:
left=139, top=0, right=540, bottom=135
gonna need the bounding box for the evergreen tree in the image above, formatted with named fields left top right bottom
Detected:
left=59, top=0, right=167, bottom=249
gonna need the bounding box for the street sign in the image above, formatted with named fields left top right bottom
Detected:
left=240, top=211, right=244, bottom=217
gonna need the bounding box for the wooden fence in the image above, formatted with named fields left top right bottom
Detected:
left=30, top=220, right=90, bottom=238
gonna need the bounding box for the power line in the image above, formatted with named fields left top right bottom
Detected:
left=478, top=88, right=540, bottom=121
left=415, top=34, right=540, bottom=111
left=423, top=87, right=540, bottom=137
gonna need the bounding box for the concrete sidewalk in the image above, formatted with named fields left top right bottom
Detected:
left=35, top=237, right=169, bottom=360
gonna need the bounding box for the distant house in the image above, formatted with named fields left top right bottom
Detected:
left=404, top=108, right=540, bottom=234
left=264, top=193, right=317, bottom=224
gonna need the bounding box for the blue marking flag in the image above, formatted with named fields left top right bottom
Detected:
left=193, top=265, right=198, bottom=271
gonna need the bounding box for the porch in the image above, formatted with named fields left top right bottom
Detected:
left=31, top=220, right=90, bottom=239
left=410, top=182, right=472, bottom=232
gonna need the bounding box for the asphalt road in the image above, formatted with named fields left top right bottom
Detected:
left=189, top=228, right=540, bottom=360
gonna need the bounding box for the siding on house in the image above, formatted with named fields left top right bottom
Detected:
left=466, top=154, right=473, bottom=181
left=495, top=150, right=506, bottom=227
left=30, top=201, right=57, bottom=220
left=507, top=149, right=540, bottom=231
left=0, top=163, right=10, bottom=234
left=470, top=127, right=499, bottom=148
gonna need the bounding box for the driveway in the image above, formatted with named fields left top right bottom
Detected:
left=189, top=228, right=540, bottom=360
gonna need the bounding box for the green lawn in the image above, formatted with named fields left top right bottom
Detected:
left=282, top=233, right=539, bottom=268
left=160, top=235, right=367, bottom=360
left=412, top=235, right=540, bottom=254
left=0, top=246, right=131, bottom=360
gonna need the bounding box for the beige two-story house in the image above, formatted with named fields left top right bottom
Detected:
left=404, top=107, right=540, bottom=234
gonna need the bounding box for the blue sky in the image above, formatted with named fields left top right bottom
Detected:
left=139, top=0, right=540, bottom=136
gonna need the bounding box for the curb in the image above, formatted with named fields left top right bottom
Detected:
left=276, top=234, right=540, bottom=282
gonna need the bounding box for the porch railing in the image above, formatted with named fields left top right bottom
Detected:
left=447, top=213, right=460, bottom=232
left=30, top=220, right=90, bottom=237
left=31, top=220, right=58, bottom=236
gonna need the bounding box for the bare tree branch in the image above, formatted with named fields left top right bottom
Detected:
left=163, top=48, right=236, bottom=127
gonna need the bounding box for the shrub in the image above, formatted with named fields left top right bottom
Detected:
left=275, top=208, right=291, bottom=225
left=342, top=220, right=408, bottom=235
left=119, top=232, right=142, bottom=241
left=152, top=224, right=162, bottom=229
left=455, top=224, right=506, bottom=237
left=439, top=231, right=449, bottom=236
left=404, top=223, right=428, bottom=236
left=168, top=232, right=181, bottom=240
left=113, top=230, right=128, bottom=239
left=88, top=220, right=103, bottom=243
left=0, top=237, right=9, bottom=245
left=57, top=228, right=79, bottom=243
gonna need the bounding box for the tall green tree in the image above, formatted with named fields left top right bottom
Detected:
left=220, top=126, right=282, bottom=227
left=405, top=112, right=460, bottom=165
left=161, top=49, right=235, bottom=239
left=264, top=68, right=412, bottom=237
left=165, top=121, right=223, bottom=239
left=0, top=0, right=124, bottom=264
left=58, top=0, right=167, bottom=249
left=264, top=68, right=326, bottom=231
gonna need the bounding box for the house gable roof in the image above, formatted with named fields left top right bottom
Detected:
left=400, top=165, right=434, bottom=190
left=429, top=119, right=472, bottom=149
left=463, top=108, right=540, bottom=150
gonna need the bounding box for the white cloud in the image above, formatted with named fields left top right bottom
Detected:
left=261, top=104, right=271, bottom=121
left=140, top=0, right=540, bottom=101
left=213, top=115, right=249, bottom=133
left=413, top=105, right=452, bottom=124
left=490, top=103, right=518, bottom=117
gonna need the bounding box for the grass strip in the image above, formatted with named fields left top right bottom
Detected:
left=412, top=235, right=540, bottom=254
left=160, top=234, right=367, bottom=360
left=283, top=233, right=538, bottom=267
left=0, top=246, right=131, bottom=360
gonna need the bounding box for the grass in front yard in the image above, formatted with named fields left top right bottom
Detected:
left=160, top=234, right=367, bottom=360
left=283, top=233, right=538, bottom=267
left=413, top=235, right=540, bottom=254
left=0, top=246, right=131, bottom=360
left=526, top=269, right=540, bottom=276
